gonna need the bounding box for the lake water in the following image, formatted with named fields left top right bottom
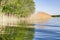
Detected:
left=34, top=17, right=60, bottom=40
left=0, top=17, right=60, bottom=40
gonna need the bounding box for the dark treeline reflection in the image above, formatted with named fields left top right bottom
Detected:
left=0, top=23, right=34, bottom=40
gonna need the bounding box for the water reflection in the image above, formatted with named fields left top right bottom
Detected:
left=34, top=17, right=60, bottom=40
left=0, top=23, right=35, bottom=40
left=0, top=18, right=60, bottom=40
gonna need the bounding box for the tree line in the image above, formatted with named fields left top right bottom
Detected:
left=52, top=15, right=60, bottom=17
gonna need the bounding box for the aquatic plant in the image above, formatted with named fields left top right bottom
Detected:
left=0, top=0, right=35, bottom=17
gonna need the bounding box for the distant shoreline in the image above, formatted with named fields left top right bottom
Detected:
left=51, top=15, right=60, bottom=17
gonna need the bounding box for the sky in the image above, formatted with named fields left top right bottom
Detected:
left=33, top=0, right=60, bottom=15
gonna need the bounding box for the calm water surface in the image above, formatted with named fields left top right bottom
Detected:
left=34, top=17, right=60, bottom=40
left=0, top=17, right=60, bottom=40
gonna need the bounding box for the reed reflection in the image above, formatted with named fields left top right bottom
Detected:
left=0, top=22, right=35, bottom=40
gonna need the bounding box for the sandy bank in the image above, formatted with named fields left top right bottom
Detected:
left=26, top=12, right=51, bottom=24
left=0, top=12, right=51, bottom=26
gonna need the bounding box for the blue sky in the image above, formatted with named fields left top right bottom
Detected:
left=33, top=0, right=60, bottom=15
